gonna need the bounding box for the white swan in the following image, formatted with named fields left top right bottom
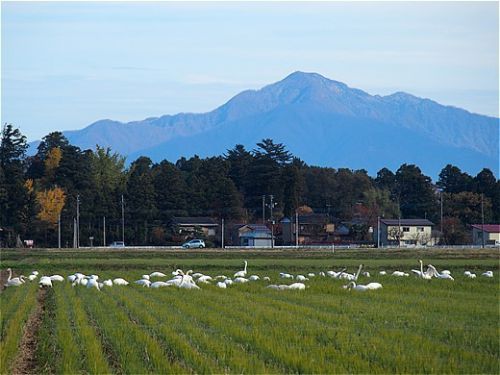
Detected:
left=482, top=271, right=493, bottom=278
left=280, top=272, right=294, bottom=279
left=319, top=271, right=326, bottom=277
left=295, top=275, right=309, bottom=281
left=67, top=274, right=77, bottom=283
left=178, top=271, right=200, bottom=289
left=39, top=276, right=53, bottom=288
left=344, top=281, right=368, bottom=291
left=141, top=274, right=150, bottom=280
left=166, top=276, right=183, bottom=286
left=307, top=273, right=315, bottom=278
left=263, top=276, right=271, bottom=281
left=233, top=277, right=249, bottom=284
left=5, top=269, right=26, bottom=287
left=234, top=261, right=248, bottom=278
left=103, top=279, right=113, bottom=287
left=379, top=271, right=387, bottom=275
left=366, top=282, right=383, bottom=290
left=391, top=271, right=409, bottom=277
left=345, top=281, right=382, bottom=291
left=28, top=274, right=38, bottom=281
left=412, top=260, right=433, bottom=280
left=427, top=265, right=454, bottom=280
left=248, top=275, right=260, bottom=281
left=288, top=282, right=306, bottom=290
left=50, top=275, right=65, bottom=282
left=135, top=279, right=151, bottom=287
left=151, top=281, right=170, bottom=288
left=149, top=272, right=167, bottom=278
left=224, top=279, right=234, bottom=286
left=197, top=275, right=213, bottom=284
left=113, top=278, right=129, bottom=286
left=216, top=281, right=227, bottom=288
left=87, top=277, right=101, bottom=290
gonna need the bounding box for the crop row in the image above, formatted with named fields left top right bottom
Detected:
left=0, top=283, right=38, bottom=373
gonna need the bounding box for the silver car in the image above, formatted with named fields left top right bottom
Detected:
left=182, top=239, right=206, bottom=249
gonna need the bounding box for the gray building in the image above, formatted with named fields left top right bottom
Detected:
left=234, top=224, right=273, bottom=247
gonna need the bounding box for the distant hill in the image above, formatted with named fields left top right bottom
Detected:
left=30, top=71, right=499, bottom=177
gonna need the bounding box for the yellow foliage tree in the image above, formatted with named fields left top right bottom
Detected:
left=24, top=179, right=34, bottom=194
left=36, top=187, right=66, bottom=227
left=44, top=147, right=62, bottom=182
left=296, top=205, right=313, bottom=215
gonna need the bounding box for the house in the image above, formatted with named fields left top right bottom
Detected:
left=281, top=214, right=334, bottom=245
left=471, top=224, right=500, bottom=246
left=171, top=217, right=219, bottom=240
left=377, top=219, right=435, bottom=247
left=232, top=224, right=273, bottom=247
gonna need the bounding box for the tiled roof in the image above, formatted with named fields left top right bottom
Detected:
left=172, top=217, right=218, bottom=226
left=471, top=224, right=500, bottom=233
left=380, top=219, right=434, bottom=226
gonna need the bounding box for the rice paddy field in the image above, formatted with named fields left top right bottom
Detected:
left=1, top=248, right=498, bottom=374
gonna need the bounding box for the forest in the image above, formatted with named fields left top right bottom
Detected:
left=0, top=123, right=498, bottom=247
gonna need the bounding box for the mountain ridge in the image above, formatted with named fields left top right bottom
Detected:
left=29, top=71, right=499, bottom=177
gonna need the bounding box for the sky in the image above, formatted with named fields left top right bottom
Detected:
left=2, top=1, right=499, bottom=142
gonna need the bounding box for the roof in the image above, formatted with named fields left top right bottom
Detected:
left=380, top=219, right=434, bottom=226
left=298, top=214, right=329, bottom=225
left=471, top=224, right=500, bottom=233
left=236, top=224, right=270, bottom=232
left=241, top=231, right=272, bottom=239
left=172, top=217, right=218, bottom=226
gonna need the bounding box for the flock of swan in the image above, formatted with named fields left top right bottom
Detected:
left=3, top=260, right=495, bottom=293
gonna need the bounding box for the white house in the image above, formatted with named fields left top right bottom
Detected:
left=377, top=219, right=435, bottom=247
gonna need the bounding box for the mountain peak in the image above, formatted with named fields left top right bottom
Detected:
left=34, top=71, right=498, bottom=178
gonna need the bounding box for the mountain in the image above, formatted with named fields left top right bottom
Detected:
left=31, top=71, right=499, bottom=177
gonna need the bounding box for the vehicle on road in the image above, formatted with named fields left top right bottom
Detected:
left=182, top=239, right=206, bottom=249
left=109, top=241, right=125, bottom=248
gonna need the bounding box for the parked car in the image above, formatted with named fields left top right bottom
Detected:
left=109, top=241, right=125, bottom=248
left=182, top=239, right=206, bottom=249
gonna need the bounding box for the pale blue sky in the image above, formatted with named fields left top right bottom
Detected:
left=2, top=1, right=499, bottom=141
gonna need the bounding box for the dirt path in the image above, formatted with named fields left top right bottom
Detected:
left=10, top=288, right=47, bottom=375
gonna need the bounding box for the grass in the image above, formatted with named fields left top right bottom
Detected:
left=0, top=248, right=498, bottom=374
left=0, top=282, right=38, bottom=373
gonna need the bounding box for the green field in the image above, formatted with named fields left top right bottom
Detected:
left=1, top=248, right=499, bottom=374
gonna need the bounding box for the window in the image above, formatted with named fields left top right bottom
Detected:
left=402, top=227, right=410, bottom=232
left=417, top=227, right=424, bottom=232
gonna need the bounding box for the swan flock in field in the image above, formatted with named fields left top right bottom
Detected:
left=3, top=260, right=495, bottom=293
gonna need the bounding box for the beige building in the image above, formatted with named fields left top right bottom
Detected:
left=377, top=219, right=435, bottom=247
left=471, top=224, right=500, bottom=246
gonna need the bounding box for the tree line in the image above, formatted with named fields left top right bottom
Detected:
left=1, top=123, right=498, bottom=247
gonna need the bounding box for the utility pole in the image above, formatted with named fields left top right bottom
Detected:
left=481, top=194, right=485, bottom=248
left=377, top=216, right=380, bottom=248
left=76, top=194, right=80, bottom=248
left=73, top=218, right=77, bottom=248
left=58, top=214, right=61, bottom=249
left=440, top=190, right=443, bottom=243
left=121, top=195, right=125, bottom=244
left=269, top=195, right=274, bottom=248
left=221, top=218, right=225, bottom=249
left=103, top=216, right=106, bottom=246
left=295, top=210, right=299, bottom=248
left=262, top=195, right=266, bottom=224
left=398, top=215, right=401, bottom=248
